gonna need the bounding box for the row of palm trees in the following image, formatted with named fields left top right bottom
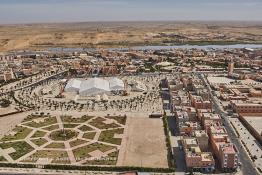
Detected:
left=12, top=72, right=169, bottom=113
left=14, top=78, right=162, bottom=113
left=16, top=86, right=161, bottom=112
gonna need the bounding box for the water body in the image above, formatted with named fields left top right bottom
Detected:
left=47, top=44, right=262, bottom=52
left=130, top=44, right=262, bottom=50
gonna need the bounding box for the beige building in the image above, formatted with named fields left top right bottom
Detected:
left=182, top=138, right=215, bottom=172
left=193, top=130, right=209, bottom=152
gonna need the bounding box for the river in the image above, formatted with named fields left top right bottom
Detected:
left=47, top=44, right=262, bottom=52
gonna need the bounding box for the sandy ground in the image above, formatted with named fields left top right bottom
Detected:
left=0, top=22, right=262, bottom=52
left=117, top=117, right=168, bottom=168
left=0, top=105, right=17, bottom=115
left=0, top=111, right=31, bottom=138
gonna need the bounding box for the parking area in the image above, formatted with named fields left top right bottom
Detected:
left=0, top=111, right=31, bottom=138
left=229, top=117, right=262, bottom=170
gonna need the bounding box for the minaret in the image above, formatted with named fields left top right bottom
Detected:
left=228, top=59, right=234, bottom=76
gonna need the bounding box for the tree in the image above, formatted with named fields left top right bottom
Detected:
left=0, top=99, right=11, bottom=108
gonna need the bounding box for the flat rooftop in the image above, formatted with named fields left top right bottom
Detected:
left=207, top=76, right=234, bottom=85
left=201, top=152, right=214, bottom=162
left=243, top=116, right=262, bottom=134
left=184, top=138, right=198, bottom=146
left=210, top=126, right=227, bottom=134
left=202, top=113, right=221, bottom=119
left=220, top=143, right=237, bottom=154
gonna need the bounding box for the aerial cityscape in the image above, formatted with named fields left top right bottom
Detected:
left=0, top=1, right=262, bottom=175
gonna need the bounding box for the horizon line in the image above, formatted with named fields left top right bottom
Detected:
left=1, top=19, right=262, bottom=26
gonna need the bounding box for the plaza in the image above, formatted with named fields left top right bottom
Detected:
left=0, top=113, right=127, bottom=166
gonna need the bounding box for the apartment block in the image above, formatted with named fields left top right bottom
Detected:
left=182, top=138, right=215, bottom=172
left=231, top=101, right=262, bottom=113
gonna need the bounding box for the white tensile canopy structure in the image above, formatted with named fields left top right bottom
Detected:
left=64, top=77, right=125, bottom=96
left=79, top=78, right=111, bottom=96
left=108, top=77, right=125, bottom=91
left=64, top=79, right=82, bottom=93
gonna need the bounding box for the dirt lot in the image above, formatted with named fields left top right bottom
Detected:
left=0, top=111, right=31, bottom=138
left=0, top=21, right=262, bottom=52
left=117, top=117, right=168, bottom=168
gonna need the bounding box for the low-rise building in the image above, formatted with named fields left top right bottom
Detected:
left=208, top=125, right=239, bottom=170
left=200, top=112, right=222, bottom=127
left=193, top=130, right=209, bottom=152
left=231, top=101, right=262, bottom=114
left=179, top=121, right=201, bottom=136
left=218, top=143, right=239, bottom=170
left=182, top=138, right=215, bottom=172
left=190, top=94, right=212, bottom=110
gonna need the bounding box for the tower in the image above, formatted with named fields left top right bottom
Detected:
left=228, top=59, right=234, bottom=76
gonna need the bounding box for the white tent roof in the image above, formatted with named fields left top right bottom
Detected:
left=108, top=77, right=124, bottom=90
left=79, top=77, right=110, bottom=93
left=65, top=77, right=124, bottom=96
left=64, top=79, right=82, bottom=91
left=156, top=61, right=174, bottom=67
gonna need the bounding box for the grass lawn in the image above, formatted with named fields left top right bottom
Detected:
left=42, top=124, right=59, bottom=131
left=105, top=116, right=127, bottom=125
left=0, top=156, right=7, bottom=162
left=30, top=138, right=48, bottom=147
left=83, top=132, right=96, bottom=140
left=24, top=117, right=57, bottom=128
left=69, top=139, right=88, bottom=147
left=63, top=123, right=79, bottom=128
left=25, top=150, right=70, bottom=164
left=0, top=126, right=32, bottom=141
left=73, top=143, right=116, bottom=160
left=0, top=141, right=34, bottom=160
left=45, top=142, right=65, bottom=149
left=61, top=115, right=93, bottom=123
left=22, top=115, right=41, bottom=122
left=98, top=128, right=124, bottom=145
left=89, top=117, right=120, bottom=129
left=78, top=125, right=94, bottom=132
left=83, top=150, right=119, bottom=165
left=31, top=130, right=46, bottom=138
left=22, top=114, right=50, bottom=122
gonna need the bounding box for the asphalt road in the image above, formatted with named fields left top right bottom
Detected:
left=199, top=73, right=259, bottom=175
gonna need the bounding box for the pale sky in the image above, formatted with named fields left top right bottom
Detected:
left=0, top=0, right=261, bottom=24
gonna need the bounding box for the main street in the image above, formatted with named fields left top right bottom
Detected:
left=199, top=73, right=259, bottom=175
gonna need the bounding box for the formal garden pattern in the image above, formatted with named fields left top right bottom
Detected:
left=0, top=114, right=126, bottom=166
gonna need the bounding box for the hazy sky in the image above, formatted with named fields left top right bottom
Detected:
left=0, top=0, right=261, bottom=24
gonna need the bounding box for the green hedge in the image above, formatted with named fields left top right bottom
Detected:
left=44, top=165, right=174, bottom=172
left=0, top=163, right=35, bottom=168
left=0, top=163, right=175, bottom=173
left=162, top=114, right=175, bottom=168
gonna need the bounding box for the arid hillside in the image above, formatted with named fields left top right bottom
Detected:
left=0, top=21, right=262, bottom=52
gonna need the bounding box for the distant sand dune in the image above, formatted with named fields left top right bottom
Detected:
left=0, top=22, right=262, bottom=52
